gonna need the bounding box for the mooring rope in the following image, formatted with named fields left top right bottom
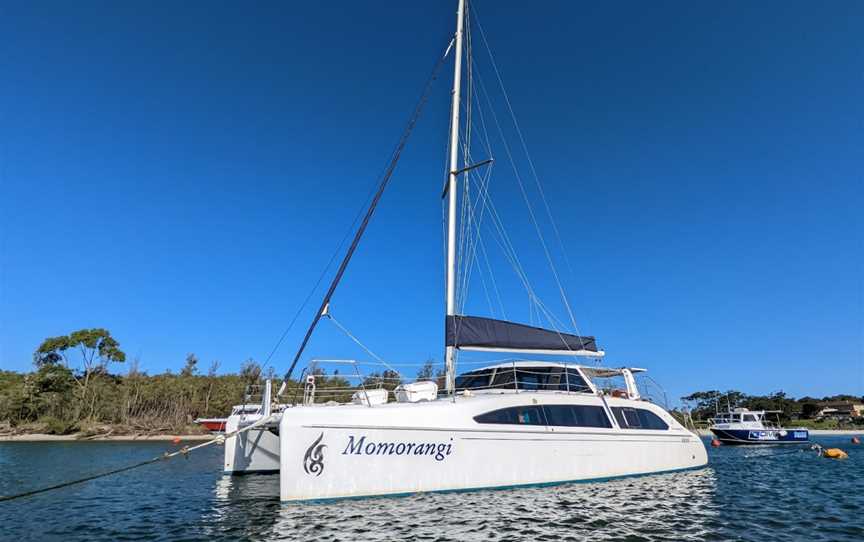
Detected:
left=742, top=440, right=844, bottom=461
left=0, top=415, right=276, bottom=503
left=744, top=446, right=811, bottom=460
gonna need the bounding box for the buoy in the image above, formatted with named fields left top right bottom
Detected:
left=852, top=436, right=861, bottom=445
left=711, top=438, right=722, bottom=447
left=172, top=436, right=182, bottom=445
left=822, top=448, right=848, bottom=460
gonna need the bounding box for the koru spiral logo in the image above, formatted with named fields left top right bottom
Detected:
left=303, top=432, right=326, bottom=476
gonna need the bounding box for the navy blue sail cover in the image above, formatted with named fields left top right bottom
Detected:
left=446, top=315, right=598, bottom=353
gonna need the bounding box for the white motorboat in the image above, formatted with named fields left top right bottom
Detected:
left=223, top=0, right=707, bottom=501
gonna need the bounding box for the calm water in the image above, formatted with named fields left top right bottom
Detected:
left=1, top=436, right=861, bottom=541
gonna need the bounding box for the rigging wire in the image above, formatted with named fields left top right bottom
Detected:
left=260, top=215, right=359, bottom=374
left=455, top=11, right=473, bottom=306
left=459, top=51, right=505, bottom=318
left=283, top=39, right=454, bottom=384
left=263, top=40, right=461, bottom=377
left=475, top=64, right=581, bottom=338
left=469, top=57, right=582, bottom=349
left=457, top=160, right=495, bottom=314
left=325, top=313, right=402, bottom=377
left=443, top=26, right=572, bottom=341
left=471, top=3, right=586, bottom=341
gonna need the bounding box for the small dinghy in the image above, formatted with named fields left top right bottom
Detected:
left=196, top=400, right=279, bottom=433
left=194, top=417, right=228, bottom=432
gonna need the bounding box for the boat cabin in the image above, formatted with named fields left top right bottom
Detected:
left=454, top=361, right=646, bottom=400
left=710, top=408, right=781, bottom=429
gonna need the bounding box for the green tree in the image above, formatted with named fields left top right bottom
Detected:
left=240, top=358, right=262, bottom=384
left=33, top=328, right=126, bottom=419
left=180, top=353, right=199, bottom=377
left=800, top=401, right=820, bottom=419
left=680, top=390, right=722, bottom=420
left=34, top=328, right=126, bottom=373
left=416, top=359, right=436, bottom=381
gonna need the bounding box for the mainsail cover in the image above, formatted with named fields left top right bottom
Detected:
left=446, top=315, right=599, bottom=354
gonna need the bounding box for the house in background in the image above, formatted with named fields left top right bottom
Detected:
left=815, top=402, right=864, bottom=421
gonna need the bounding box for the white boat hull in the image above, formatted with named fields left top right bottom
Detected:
left=277, top=393, right=707, bottom=501
left=224, top=413, right=281, bottom=474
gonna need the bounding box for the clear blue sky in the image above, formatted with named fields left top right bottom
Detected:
left=1, top=1, right=861, bottom=403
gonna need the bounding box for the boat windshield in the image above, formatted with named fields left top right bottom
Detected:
left=455, top=366, right=592, bottom=393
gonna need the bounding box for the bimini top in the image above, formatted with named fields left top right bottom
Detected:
left=446, top=315, right=604, bottom=357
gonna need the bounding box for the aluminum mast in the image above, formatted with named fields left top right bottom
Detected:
left=445, top=0, right=466, bottom=394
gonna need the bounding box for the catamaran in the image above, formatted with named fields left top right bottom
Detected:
left=222, top=0, right=708, bottom=501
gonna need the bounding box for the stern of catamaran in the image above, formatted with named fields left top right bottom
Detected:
left=223, top=380, right=282, bottom=474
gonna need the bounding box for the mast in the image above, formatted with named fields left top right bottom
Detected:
left=445, top=0, right=466, bottom=394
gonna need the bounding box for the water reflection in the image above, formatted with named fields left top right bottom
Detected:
left=5, top=439, right=861, bottom=541
left=205, top=473, right=281, bottom=540
left=213, top=473, right=280, bottom=501
left=196, top=442, right=861, bottom=542
left=261, top=469, right=718, bottom=541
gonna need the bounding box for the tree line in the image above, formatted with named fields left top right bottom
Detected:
left=0, top=328, right=287, bottom=435
left=681, top=389, right=864, bottom=424
left=0, top=328, right=443, bottom=436
left=6, top=327, right=859, bottom=436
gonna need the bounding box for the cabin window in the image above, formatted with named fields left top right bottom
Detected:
left=473, top=406, right=546, bottom=425
left=455, top=371, right=493, bottom=390
left=742, top=414, right=757, bottom=422
left=612, top=407, right=669, bottom=430
left=613, top=407, right=642, bottom=428
left=564, top=369, right=592, bottom=393
left=542, top=405, right=612, bottom=428
left=456, top=366, right=593, bottom=392
left=517, top=370, right=543, bottom=390
left=490, top=371, right=516, bottom=389
left=455, top=368, right=517, bottom=390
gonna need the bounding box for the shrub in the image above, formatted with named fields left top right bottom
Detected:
left=39, top=416, right=79, bottom=435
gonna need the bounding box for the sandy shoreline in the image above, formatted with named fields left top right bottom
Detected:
left=0, top=433, right=215, bottom=442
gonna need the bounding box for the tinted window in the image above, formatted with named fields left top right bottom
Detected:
left=620, top=408, right=642, bottom=428
left=543, top=405, right=612, bottom=428
left=457, top=366, right=592, bottom=392
left=626, top=409, right=642, bottom=427
left=455, top=371, right=491, bottom=390
left=612, top=407, right=669, bottom=430
left=638, top=409, right=669, bottom=430
left=474, top=406, right=546, bottom=425
left=518, top=370, right=543, bottom=390
left=742, top=414, right=757, bottom=422
left=490, top=370, right=516, bottom=389
left=564, top=370, right=592, bottom=393
left=455, top=368, right=517, bottom=390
